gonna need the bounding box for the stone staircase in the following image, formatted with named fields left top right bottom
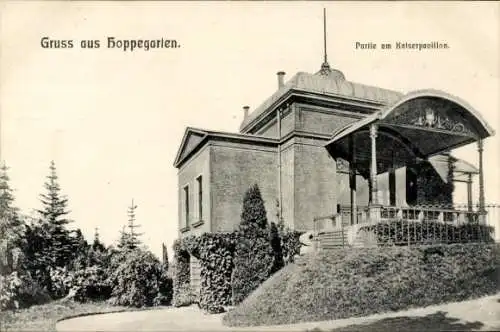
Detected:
left=317, top=229, right=349, bottom=250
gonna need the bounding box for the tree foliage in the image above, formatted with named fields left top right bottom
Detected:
left=240, top=184, right=268, bottom=230
left=36, top=161, right=75, bottom=268
left=232, top=184, right=275, bottom=305
left=0, top=162, right=26, bottom=275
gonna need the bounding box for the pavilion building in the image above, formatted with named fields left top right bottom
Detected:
left=174, top=58, right=494, bottom=236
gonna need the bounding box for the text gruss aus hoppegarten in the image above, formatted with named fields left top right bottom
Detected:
left=40, top=37, right=181, bottom=51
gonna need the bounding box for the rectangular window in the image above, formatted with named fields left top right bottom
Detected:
left=183, top=185, right=189, bottom=226
left=196, top=175, right=203, bottom=220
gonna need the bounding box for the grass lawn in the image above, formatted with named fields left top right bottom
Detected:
left=223, top=243, right=500, bottom=327
left=0, top=299, right=152, bottom=332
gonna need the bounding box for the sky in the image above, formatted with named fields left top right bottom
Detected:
left=1, top=1, right=499, bottom=259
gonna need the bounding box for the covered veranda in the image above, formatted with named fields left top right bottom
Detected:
left=324, top=89, right=495, bottom=228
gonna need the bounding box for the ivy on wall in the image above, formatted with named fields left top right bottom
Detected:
left=172, top=238, right=194, bottom=307
left=172, top=233, right=236, bottom=312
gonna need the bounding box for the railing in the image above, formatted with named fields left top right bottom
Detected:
left=313, top=203, right=500, bottom=247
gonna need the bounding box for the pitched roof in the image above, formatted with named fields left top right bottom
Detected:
left=240, top=71, right=403, bottom=132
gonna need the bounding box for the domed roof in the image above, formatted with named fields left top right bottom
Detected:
left=239, top=70, right=403, bottom=132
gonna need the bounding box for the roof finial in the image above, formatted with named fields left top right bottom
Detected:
left=319, top=8, right=331, bottom=76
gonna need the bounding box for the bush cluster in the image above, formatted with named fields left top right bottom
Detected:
left=107, top=249, right=172, bottom=307
left=0, top=271, right=51, bottom=310
left=71, top=265, right=112, bottom=302
left=360, top=219, right=494, bottom=245
left=223, top=243, right=500, bottom=327
left=280, top=229, right=303, bottom=264
left=171, top=184, right=303, bottom=313
left=172, top=239, right=194, bottom=307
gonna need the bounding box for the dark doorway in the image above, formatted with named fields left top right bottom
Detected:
left=406, top=167, right=418, bottom=206
left=389, top=168, right=396, bottom=206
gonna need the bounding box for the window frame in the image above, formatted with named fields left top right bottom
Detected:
left=196, top=174, right=203, bottom=222
left=183, top=184, right=190, bottom=228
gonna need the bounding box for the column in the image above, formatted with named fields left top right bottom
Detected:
left=477, top=139, right=486, bottom=221
left=369, top=124, right=381, bottom=222
left=467, top=173, right=473, bottom=212
left=370, top=124, right=378, bottom=205
left=349, top=135, right=357, bottom=225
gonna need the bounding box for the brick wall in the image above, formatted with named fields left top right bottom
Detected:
left=296, top=106, right=361, bottom=135
left=210, top=142, right=278, bottom=232
left=177, top=146, right=211, bottom=237
left=292, top=138, right=337, bottom=231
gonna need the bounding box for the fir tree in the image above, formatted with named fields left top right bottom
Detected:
left=92, top=227, right=106, bottom=252
left=37, top=161, right=74, bottom=267
left=126, top=199, right=142, bottom=249
left=69, top=228, right=89, bottom=270
left=117, top=225, right=130, bottom=250
left=0, top=162, right=26, bottom=275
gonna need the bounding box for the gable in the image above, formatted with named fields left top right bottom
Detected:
left=173, top=128, right=208, bottom=167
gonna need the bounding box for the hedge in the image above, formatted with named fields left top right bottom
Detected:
left=231, top=225, right=275, bottom=306
left=223, top=243, right=500, bottom=327
left=172, top=239, right=194, bottom=307
left=172, top=234, right=236, bottom=312
left=171, top=227, right=301, bottom=312
left=360, top=219, right=494, bottom=245
left=196, top=233, right=236, bottom=313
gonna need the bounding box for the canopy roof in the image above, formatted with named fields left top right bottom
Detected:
left=325, top=89, right=495, bottom=172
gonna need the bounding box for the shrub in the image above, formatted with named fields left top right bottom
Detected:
left=48, top=266, right=73, bottom=299
left=154, top=267, right=173, bottom=306
left=223, top=243, right=500, bottom=327
left=172, top=239, right=194, bottom=307
left=71, top=265, right=112, bottom=302
left=232, top=184, right=276, bottom=305
left=360, top=219, right=494, bottom=245
left=269, top=223, right=284, bottom=273
left=107, top=249, right=172, bottom=307
left=196, top=233, right=236, bottom=313
left=280, top=229, right=303, bottom=264
left=172, top=234, right=237, bottom=313
left=0, top=271, right=51, bottom=310
left=231, top=225, right=275, bottom=305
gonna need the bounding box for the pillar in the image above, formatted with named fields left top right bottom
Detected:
left=369, top=124, right=381, bottom=222
left=349, top=135, right=357, bottom=225
left=477, top=139, right=486, bottom=222
left=370, top=124, right=379, bottom=205
left=467, top=173, right=473, bottom=212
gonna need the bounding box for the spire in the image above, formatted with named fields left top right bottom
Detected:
left=319, top=8, right=331, bottom=76
left=316, top=8, right=346, bottom=81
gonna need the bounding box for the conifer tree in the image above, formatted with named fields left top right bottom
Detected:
left=37, top=161, right=74, bottom=267
left=269, top=222, right=284, bottom=273
left=0, top=162, right=26, bottom=274
left=117, top=225, right=130, bottom=250
left=126, top=199, right=142, bottom=249
left=70, top=228, right=89, bottom=270
left=232, top=183, right=275, bottom=305
left=240, top=184, right=268, bottom=230
left=162, top=242, right=169, bottom=271
left=92, top=227, right=106, bottom=252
